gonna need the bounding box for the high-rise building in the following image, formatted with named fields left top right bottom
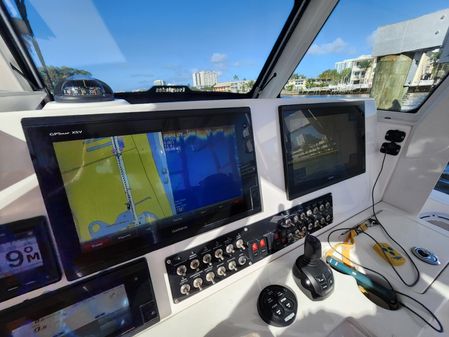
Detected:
left=192, top=71, right=218, bottom=88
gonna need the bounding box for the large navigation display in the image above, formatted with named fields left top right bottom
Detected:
left=22, top=107, right=260, bottom=280
left=279, top=102, right=365, bottom=199
left=53, top=127, right=243, bottom=249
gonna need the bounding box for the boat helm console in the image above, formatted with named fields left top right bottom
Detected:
left=0, top=96, right=446, bottom=337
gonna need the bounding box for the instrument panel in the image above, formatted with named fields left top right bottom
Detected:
left=166, top=194, right=333, bottom=302
left=0, top=98, right=379, bottom=337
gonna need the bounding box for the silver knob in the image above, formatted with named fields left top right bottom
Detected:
left=226, top=244, right=235, bottom=254
left=202, top=253, right=212, bottom=265
left=238, top=256, right=247, bottom=265
left=215, top=249, right=224, bottom=260
left=176, top=265, right=187, bottom=276
left=217, top=266, right=227, bottom=277
left=206, top=272, right=216, bottom=283
left=228, top=261, right=237, bottom=271
left=236, top=239, right=245, bottom=250
left=193, top=277, right=203, bottom=290
left=190, top=259, right=200, bottom=270
left=180, top=284, right=190, bottom=295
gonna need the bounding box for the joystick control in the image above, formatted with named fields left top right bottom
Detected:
left=292, top=234, right=334, bottom=300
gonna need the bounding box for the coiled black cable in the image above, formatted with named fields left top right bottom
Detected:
left=326, top=227, right=443, bottom=333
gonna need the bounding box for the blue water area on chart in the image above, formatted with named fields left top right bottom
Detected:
left=162, top=127, right=243, bottom=214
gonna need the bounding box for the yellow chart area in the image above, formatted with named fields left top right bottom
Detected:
left=53, top=134, right=174, bottom=243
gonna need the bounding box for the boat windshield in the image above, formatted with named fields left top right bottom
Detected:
left=2, top=0, right=292, bottom=94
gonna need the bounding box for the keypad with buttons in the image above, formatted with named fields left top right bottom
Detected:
left=257, top=285, right=298, bottom=327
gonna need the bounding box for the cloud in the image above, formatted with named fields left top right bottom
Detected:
left=308, top=38, right=350, bottom=55
left=210, top=52, right=229, bottom=71
left=211, top=53, right=227, bottom=63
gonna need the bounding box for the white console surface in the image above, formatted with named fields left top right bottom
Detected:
left=1, top=97, right=444, bottom=337
left=138, top=203, right=449, bottom=337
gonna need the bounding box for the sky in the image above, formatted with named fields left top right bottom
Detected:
left=7, top=0, right=449, bottom=92
left=20, top=0, right=292, bottom=92
left=296, top=0, right=449, bottom=78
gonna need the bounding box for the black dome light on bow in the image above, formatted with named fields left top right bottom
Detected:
left=54, top=75, right=114, bottom=103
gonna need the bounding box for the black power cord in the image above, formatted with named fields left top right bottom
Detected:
left=371, top=152, right=420, bottom=287
left=326, top=228, right=443, bottom=333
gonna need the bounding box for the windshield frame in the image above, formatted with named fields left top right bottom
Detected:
left=0, top=0, right=309, bottom=103
left=0, top=1, right=45, bottom=92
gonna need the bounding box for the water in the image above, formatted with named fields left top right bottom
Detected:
left=282, top=92, right=428, bottom=112
left=400, top=92, right=428, bottom=111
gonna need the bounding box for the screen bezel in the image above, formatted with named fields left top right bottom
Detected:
left=279, top=102, right=366, bottom=200
left=22, top=107, right=261, bottom=280
left=0, top=216, right=61, bottom=302
left=0, top=259, right=159, bottom=337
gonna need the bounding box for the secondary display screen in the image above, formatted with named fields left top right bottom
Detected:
left=0, top=234, right=43, bottom=278
left=11, top=285, right=130, bottom=337
left=279, top=102, right=365, bottom=199
left=22, top=107, right=260, bottom=279
left=53, top=126, right=243, bottom=249
left=0, top=217, right=60, bottom=302
left=0, top=259, right=159, bottom=337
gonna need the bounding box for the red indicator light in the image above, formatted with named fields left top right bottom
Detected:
left=251, top=242, right=259, bottom=252
left=259, top=239, right=266, bottom=248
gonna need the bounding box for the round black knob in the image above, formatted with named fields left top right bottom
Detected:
left=257, top=285, right=297, bottom=327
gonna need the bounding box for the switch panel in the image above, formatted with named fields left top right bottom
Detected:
left=166, top=194, right=333, bottom=303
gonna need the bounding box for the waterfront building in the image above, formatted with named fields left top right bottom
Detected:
left=192, top=71, right=218, bottom=89
left=212, top=80, right=251, bottom=93
left=335, top=55, right=375, bottom=87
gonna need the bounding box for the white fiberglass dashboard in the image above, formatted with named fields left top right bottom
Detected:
left=2, top=97, right=437, bottom=337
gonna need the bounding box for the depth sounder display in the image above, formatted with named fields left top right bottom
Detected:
left=0, top=217, right=60, bottom=302
left=0, top=235, right=43, bottom=278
